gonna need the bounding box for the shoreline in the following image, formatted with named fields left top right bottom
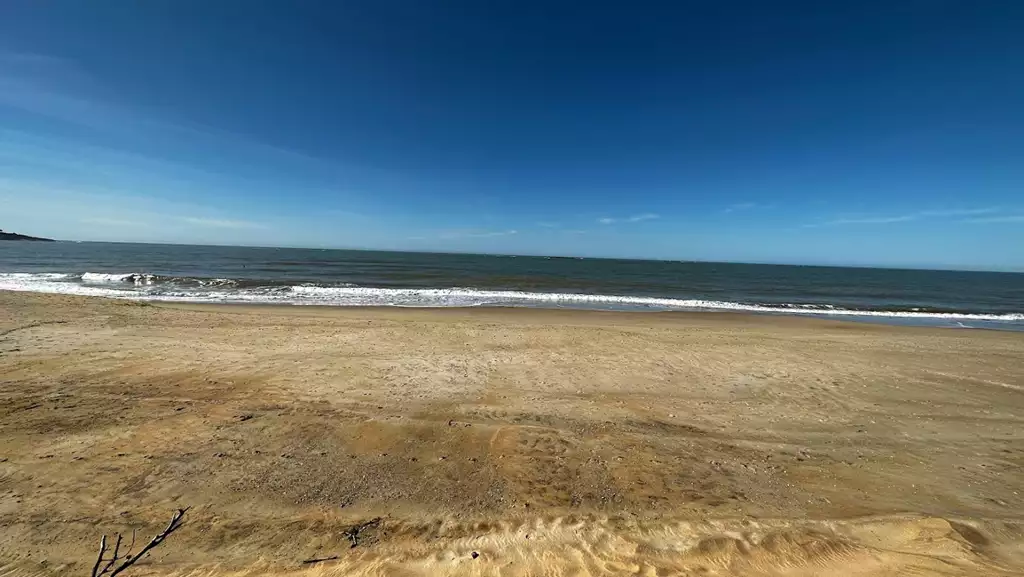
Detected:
left=158, top=300, right=958, bottom=332
left=4, top=287, right=1023, bottom=333
left=5, top=289, right=995, bottom=334
left=162, top=301, right=1024, bottom=332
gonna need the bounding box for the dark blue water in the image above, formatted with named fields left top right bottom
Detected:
left=1, top=242, right=1022, bottom=330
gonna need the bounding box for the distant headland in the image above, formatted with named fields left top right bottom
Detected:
left=0, top=229, right=55, bottom=242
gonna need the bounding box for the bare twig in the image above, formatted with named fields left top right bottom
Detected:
left=99, top=533, right=123, bottom=575
left=342, top=517, right=382, bottom=549
left=90, top=507, right=189, bottom=577
left=91, top=535, right=107, bottom=577
left=123, top=529, right=137, bottom=559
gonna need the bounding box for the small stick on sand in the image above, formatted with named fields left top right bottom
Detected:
left=301, top=555, right=341, bottom=565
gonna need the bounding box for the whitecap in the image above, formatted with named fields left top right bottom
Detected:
left=1, top=274, right=1021, bottom=323
left=81, top=272, right=157, bottom=286
left=285, top=286, right=1024, bottom=321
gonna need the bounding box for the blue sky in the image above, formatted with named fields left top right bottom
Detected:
left=0, top=1, right=1022, bottom=269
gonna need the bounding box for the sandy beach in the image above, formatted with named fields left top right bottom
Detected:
left=1, top=291, right=1022, bottom=576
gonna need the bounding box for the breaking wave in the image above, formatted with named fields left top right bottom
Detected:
left=81, top=272, right=238, bottom=287
left=1, top=271, right=1022, bottom=325
left=285, top=286, right=1024, bottom=320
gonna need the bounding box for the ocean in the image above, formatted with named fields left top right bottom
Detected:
left=1, top=242, right=1022, bottom=330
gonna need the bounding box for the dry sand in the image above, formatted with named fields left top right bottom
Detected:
left=1, top=291, right=1022, bottom=576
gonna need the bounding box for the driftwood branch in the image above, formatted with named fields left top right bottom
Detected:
left=99, top=533, right=123, bottom=575
left=124, top=529, right=137, bottom=559
left=342, top=517, right=382, bottom=549
left=91, top=535, right=107, bottom=577
left=90, top=507, right=189, bottom=577
left=300, top=517, right=383, bottom=566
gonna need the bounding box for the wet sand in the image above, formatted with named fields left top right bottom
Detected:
left=1, top=291, right=1022, bottom=576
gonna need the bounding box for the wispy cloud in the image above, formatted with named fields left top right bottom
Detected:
left=920, top=208, right=1001, bottom=218
left=475, top=229, right=518, bottom=238
left=723, top=202, right=758, bottom=213
left=0, top=176, right=279, bottom=243
left=80, top=217, right=147, bottom=227
left=628, top=213, right=659, bottom=222
left=536, top=221, right=559, bottom=228
left=805, top=215, right=919, bottom=227
left=598, top=213, right=659, bottom=224
left=804, top=207, right=1002, bottom=228
left=181, top=217, right=267, bottom=229
left=438, top=229, right=519, bottom=239
left=966, top=215, right=1024, bottom=224
left=0, top=51, right=355, bottom=189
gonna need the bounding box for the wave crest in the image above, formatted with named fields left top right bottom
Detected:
left=286, top=286, right=1024, bottom=320
left=82, top=272, right=156, bottom=285
left=1, top=273, right=1021, bottom=324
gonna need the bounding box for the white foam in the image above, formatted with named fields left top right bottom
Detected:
left=197, top=278, right=237, bottom=287
left=0, top=272, right=74, bottom=280
left=286, top=286, right=1024, bottom=321
left=0, top=273, right=136, bottom=298
left=81, top=272, right=155, bottom=285
left=1, top=273, right=1021, bottom=323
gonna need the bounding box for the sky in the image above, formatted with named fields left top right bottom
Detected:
left=0, top=1, right=1022, bottom=269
